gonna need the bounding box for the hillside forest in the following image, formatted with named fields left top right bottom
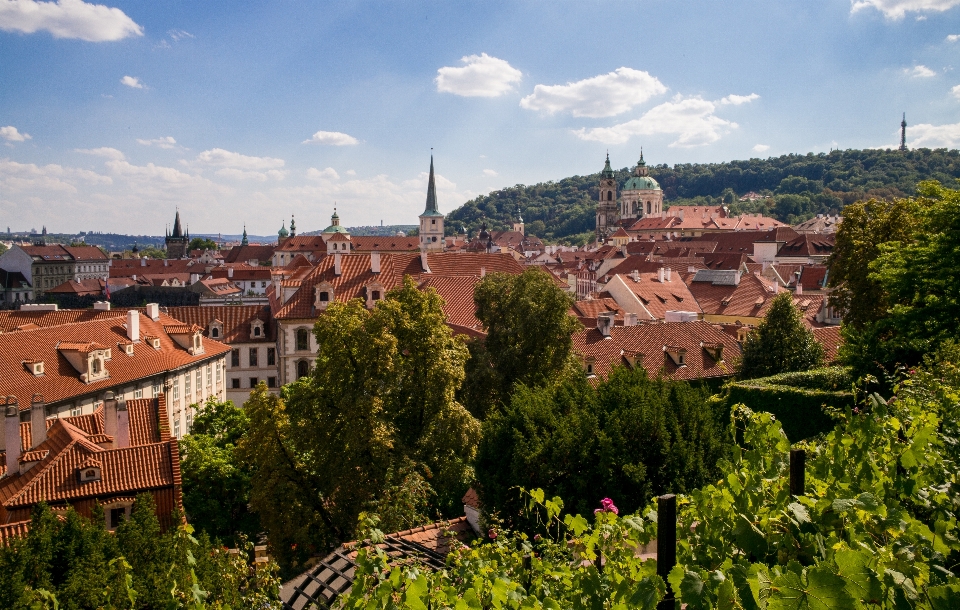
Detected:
left=446, top=147, right=960, bottom=244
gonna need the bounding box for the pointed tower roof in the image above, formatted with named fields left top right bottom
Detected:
left=171, top=210, right=184, bottom=237
left=241, top=226, right=249, bottom=246
left=421, top=155, right=443, bottom=217
left=289, top=214, right=296, bottom=237
left=517, top=205, right=523, bottom=223
left=278, top=221, right=289, bottom=239
left=601, top=153, right=615, bottom=179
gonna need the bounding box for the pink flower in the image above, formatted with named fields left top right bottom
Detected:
left=595, top=498, right=619, bottom=515
left=488, top=529, right=497, bottom=540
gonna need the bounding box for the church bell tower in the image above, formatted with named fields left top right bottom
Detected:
left=419, top=155, right=445, bottom=251
left=596, top=153, right=618, bottom=243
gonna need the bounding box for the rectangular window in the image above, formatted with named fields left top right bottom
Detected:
left=134, top=387, right=143, bottom=399
left=174, top=419, right=181, bottom=439
left=69, top=406, right=81, bottom=417
left=261, top=281, right=266, bottom=288
left=110, top=508, right=126, bottom=529
left=186, top=408, right=194, bottom=432
left=184, top=373, right=191, bottom=397
left=267, top=348, right=276, bottom=366
left=196, top=370, right=203, bottom=399
left=231, top=349, right=240, bottom=367
left=206, top=365, right=212, bottom=387
left=250, top=377, right=258, bottom=388
left=216, top=362, right=222, bottom=383
left=268, top=376, right=277, bottom=388
left=231, top=378, right=240, bottom=389
left=249, top=348, right=258, bottom=367
left=153, top=383, right=162, bottom=398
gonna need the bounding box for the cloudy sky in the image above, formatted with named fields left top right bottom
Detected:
left=2, top=0, right=960, bottom=235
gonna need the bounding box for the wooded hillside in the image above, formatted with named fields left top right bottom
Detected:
left=446, top=147, right=960, bottom=245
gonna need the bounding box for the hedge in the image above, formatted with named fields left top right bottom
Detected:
left=714, top=367, right=854, bottom=441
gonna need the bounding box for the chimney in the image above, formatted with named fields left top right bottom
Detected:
left=132, top=274, right=137, bottom=282
left=140, top=257, right=146, bottom=267
left=370, top=251, right=381, bottom=273
left=127, top=310, right=140, bottom=342
left=597, top=312, right=615, bottom=337
left=115, top=397, right=130, bottom=448
left=4, top=399, right=20, bottom=469
left=164, top=259, right=168, bottom=267
left=796, top=281, right=803, bottom=296
left=480, top=267, right=486, bottom=278
left=104, top=391, right=118, bottom=442
left=94, top=301, right=111, bottom=311
left=420, top=250, right=431, bottom=274
left=30, top=394, right=45, bottom=449
left=658, top=267, right=665, bottom=283
left=190, top=273, right=200, bottom=284
left=227, top=267, right=234, bottom=278
left=334, top=252, right=342, bottom=276
left=665, top=267, right=672, bottom=282
left=145, top=303, right=159, bottom=321
left=624, top=312, right=638, bottom=326
left=630, top=269, right=640, bottom=282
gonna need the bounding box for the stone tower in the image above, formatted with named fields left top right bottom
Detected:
left=165, top=209, right=189, bottom=259
left=620, top=150, right=663, bottom=220
left=419, top=155, right=444, bottom=251
left=596, top=154, right=618, bottom=242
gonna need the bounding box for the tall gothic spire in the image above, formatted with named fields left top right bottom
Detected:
left=421, top=154, right=442, bottom=217
left=601, top=152, right=615, bottom=178
left=899, top=113, right=908, bottom=152
left=172, top=209, right=184, bottom=238
left=241, top=225, right=248, bottom=246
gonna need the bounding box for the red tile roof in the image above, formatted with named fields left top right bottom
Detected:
left=109, top=258, right=201, bottom=277
left=608, top=272, right=701, bottom=321
left=165, top=305, right=276, bottom=344
left=812, top=325, right=842, bottom=363
left=21, top=245, right=107, bottom=261
left=224, top=244, right=277, bottom=264
left=349, top=236, right=422, bottom=252
left=573, top=321, right=740, bottom=381
left=0, top=309, right=124, bottom=332
left=46, top=278, right=106, bottom=295
left=687, top=272, right=779, bottom=319
left=0, top=312, right=230, bottom=409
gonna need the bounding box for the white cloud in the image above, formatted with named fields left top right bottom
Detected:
left=948, top=34, right=960, bottom=41
left=436, top=53, right=522, bottom=97
left=307, top=167, right=339, bottom=180
left=0, top=158, right=111, bottom=194
left=520, top=67, right=667, bottom=118
left=753, top=144, right=771, bottom=153
left=168, top=28, right=192, bottom=41
left=905, top=65, right=937, bottom=78
left=574, top=96, right=737, bottom=147
left=0, top=126, right=31, bottom=142
left=345, top=169, right=356, bottom=176
left=195, top=148, right=284, bottom=170
left=720, top=93, right=760, bottom=105
left=302, top=130, right=359, bottom=146
left=214, top=168, right=287, bottom=182
left=909, top=120, right=960, bottom=147
left=482, top=169, right=498, bottom=177
left=136, top=136, right=177, bottom=149
left=952, top=84, right=960, bottom=99
left=0, top=0, right=142, bottom=41
left=121, top=75, right=143, bottom=89
left=75, top=146, right=125, bottom=160
left=851, top=0, right=960, bottom=18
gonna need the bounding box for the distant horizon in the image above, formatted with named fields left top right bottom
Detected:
left=3, top=0, right=960, bottom=233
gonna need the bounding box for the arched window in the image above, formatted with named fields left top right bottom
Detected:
left=254, top=326, right=261, bottom=337
left=296, top=328, right=309, bottom=351
left=211, top=327, right=219, bottom=338
left=607, top=190, right=613, bottom=201
left=647, top=201, right=652, bottom=214
left=297, top=360, right=310, bottom=379
left=92, top=359, right=101, bottom=374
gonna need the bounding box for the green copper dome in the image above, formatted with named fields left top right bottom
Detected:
left=623, top=175, right=661, bottom=190
left=278, top=221, right=289, bottom=238
left=321, top=209, right=350, bottom=234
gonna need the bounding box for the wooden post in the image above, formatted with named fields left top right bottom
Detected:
left=523, top=553, right=532, bottom=590
left=790, top=449, right=806, bottom=497
left=657, top=494, right=676, bottom=610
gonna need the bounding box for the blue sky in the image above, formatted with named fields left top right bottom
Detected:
left=2, top=0, right=960, bottom=236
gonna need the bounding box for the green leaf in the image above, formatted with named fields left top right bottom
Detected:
left=768, top=567, right=855, bottom=610
left=734, top=514, right=768, bottom=558
left=927, top=584, right=960, bottom=610
left=835, top=549, right=882, bottom=604
left=786, top=502, right=811, bottom=525
left=679, top=570, right=709, bottom=610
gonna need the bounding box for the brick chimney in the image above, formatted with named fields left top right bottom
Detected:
left=116, top=397, right=130, bottom=449
left=4, top=398, right=20, bottom=469
left=334, top=252, right=342, bottom=276
left=127, top=310, right=140, bottom=342
left=624, top=312, right=638, bottom=326
left=597, top=311, right=615, bottom=337
left=104, top=391, right=117, bottom=442
left=30, top=394, right=46, bottom=449
left=370, top=251, right=380, bottom=274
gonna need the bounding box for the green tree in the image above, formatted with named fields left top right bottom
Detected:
left=0, top=242, right=7, bottom=256
left=239, top=278, right=479, bottom=571
left=738, top=292, right=824, bottom=379
left=475, top=366, right=724, bottom=521
left=464, top=268, right=582, bottom=418
left=136, top=245, right=166, bottom=259
left=188, top=237, right=219, bottom=251
left=179, top=398, right=259, bottom=546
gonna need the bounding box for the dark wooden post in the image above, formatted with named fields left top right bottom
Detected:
left=523, top=553, right=532, bottom=590
left=790, top=449, right=806, bottom=496
left=657, top=494, right=677, bottom=610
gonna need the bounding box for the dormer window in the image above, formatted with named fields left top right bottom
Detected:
left=77, top=458, right=102, bottom=483
left=24, top=360, right=44, bottom=376
left=701, top=342, right=724, bottom=362
left=209, top=319, right=223, bottom=339
left=365, top=281, right=385, bottom=309
left=314, top=282, right=335, bottom=310
left=145, top=336, right=161, bottom=349
left=250, top=319, right=265, bottom=340
left=663, top=345, right=687, bottom=367
left=118, top=342, right=134, bottom=356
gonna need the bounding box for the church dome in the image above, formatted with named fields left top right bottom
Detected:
left=278, top=222, right=289, bottom=238
left=321, top=210, right=350, bottom=235
left=623, top=175, right=661, bottom=191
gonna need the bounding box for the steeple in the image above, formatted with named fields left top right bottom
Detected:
left=899, top=113, right=908, bottom=152
left=241, top=225, right=248, bottom=246
left=171, top=209, right=184, bottom=238
left=278, top=220, right=288, bottom=240
left=601, top=152, right=615, bottom=178
left=422, top=155, right=442, bottom=217
left=290, top=214, right=296, bottom=237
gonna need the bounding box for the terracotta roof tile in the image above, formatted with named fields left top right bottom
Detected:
left=165, top=305, right=276, bottom=344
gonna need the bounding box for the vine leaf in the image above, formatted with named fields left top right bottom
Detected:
left=768, top=567, right=855, bottom=610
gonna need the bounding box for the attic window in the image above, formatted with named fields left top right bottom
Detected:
left=754, top=297, right=765, bottom=308
left=319, top=292, right=329, bottom=301
left=721, top=297, right=731, bottom=306
left=211, top=327, right=220, bottom=338
left=145, top=336, right=161, bottom=349
left=121, top=343, right=134, bottom=356
left=78, top=466, right=101, bottom=483
left=24, top=360, right=44, bottom=376
left=254, top=326, right=261, bottom=337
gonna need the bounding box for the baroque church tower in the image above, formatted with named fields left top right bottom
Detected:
left=620, top=150, right=663, bottom=221
left=419, top=155, right=444, bottom=251
left=596, top=154, right=619, bottom=242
